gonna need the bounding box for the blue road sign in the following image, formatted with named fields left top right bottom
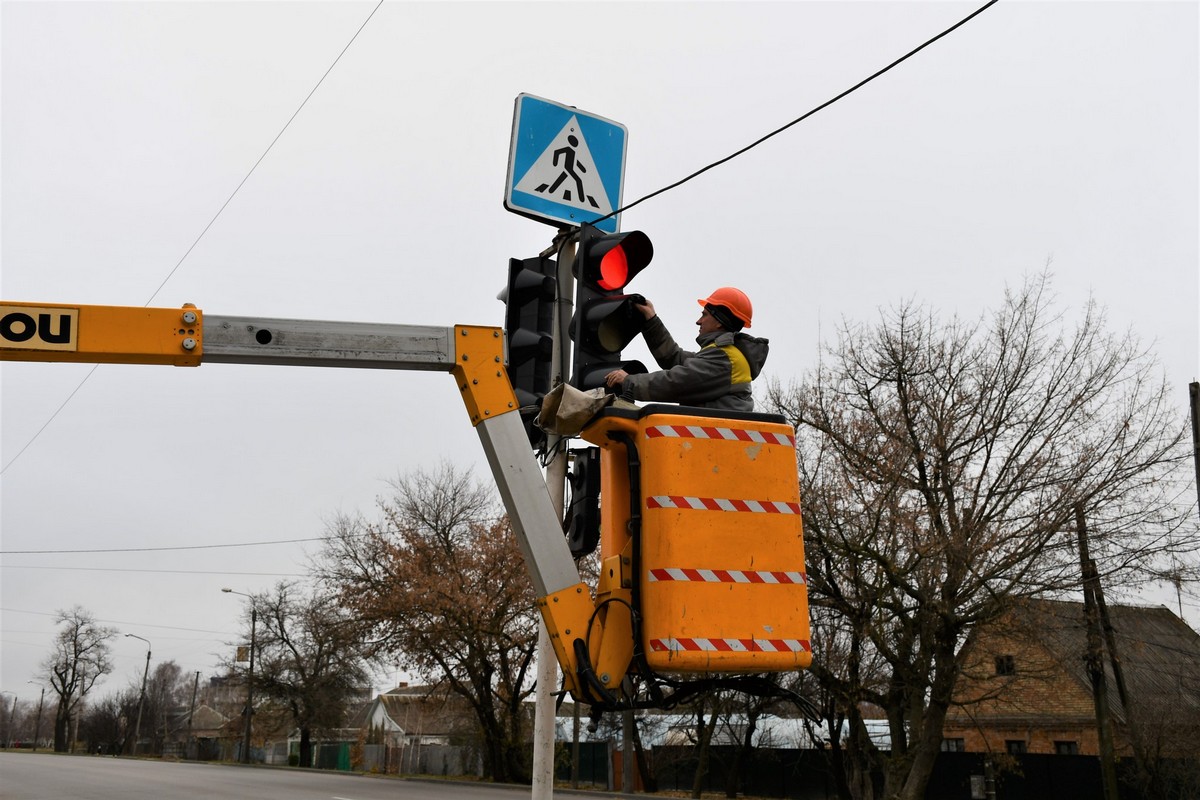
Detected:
left=505, top=94, right=627, bottom=234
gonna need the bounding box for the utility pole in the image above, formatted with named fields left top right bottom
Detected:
left=1190, top=382, right=1199, bottom=521
left=1076, top=505, right=1119, bottom=800
left=1094, top=570, right=1154, bottom=794
left=125, top=633, right=151, bottom=757
left=4, top=693, right=16, bottom=749
left=28, top=683, right=45, bottom=752
left=222, top=588, right=257, bottom=764
left=187, top=670, right=199, bottom=759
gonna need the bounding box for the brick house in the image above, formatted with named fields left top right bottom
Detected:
left=943, top=599, right=1200, bottom=758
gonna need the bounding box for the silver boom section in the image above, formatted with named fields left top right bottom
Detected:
left=203, top=315, right=581, bottom=598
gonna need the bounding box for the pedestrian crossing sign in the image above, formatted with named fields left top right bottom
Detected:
left=505, top=94, right=627, bottom=234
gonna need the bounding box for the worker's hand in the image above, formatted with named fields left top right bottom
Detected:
left=635, top=299, right=656, bottom=320
left=605, top=369, right=628, bottom=389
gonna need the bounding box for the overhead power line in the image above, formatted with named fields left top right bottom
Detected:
left=0, top=0, right=385, bottom=476
left=3, top=0, right=996, bottom=477
left=1, top=607, right=232, bottom=635
left=0, top=534, right=333, bottom=555
left=592, top=0, right=1001, bottom=224
left=0, top=565, right=306, bottom=577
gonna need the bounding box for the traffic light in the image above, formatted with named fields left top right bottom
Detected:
left=570, top=224, right=654, bottom=390
left=564, top=446, right=601, bottom=558
left=502, top=256, right=556, bottom=445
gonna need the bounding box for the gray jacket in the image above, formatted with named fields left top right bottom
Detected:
left=620, top=316, right=769, bottom=412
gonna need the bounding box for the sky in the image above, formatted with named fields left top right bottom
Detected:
left=2, top=0, right=1197, bottom=704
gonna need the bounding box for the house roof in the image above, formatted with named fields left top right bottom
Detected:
left=1006, top=599, right=1200, bottom=724
left=186, top=704, right=228, bottom=734
left=343, top=700, right=374, bottom=729
left=361, top=685, right=469, bottom=737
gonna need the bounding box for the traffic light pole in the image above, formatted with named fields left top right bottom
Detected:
left=532, top=231, right=576, bottom=800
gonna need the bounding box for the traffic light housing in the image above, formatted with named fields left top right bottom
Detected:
left=570, top=224, right=654, bottom=390
left=564, top=446, right=601, bottom=558
left=503, top=256, right=556, bottom=445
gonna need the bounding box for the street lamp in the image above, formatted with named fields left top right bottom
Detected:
left=27, top=682, right=45, bottom=752
left=125, top=634, right=151, bottom=756
left=222, top=588, right=257, bottom=765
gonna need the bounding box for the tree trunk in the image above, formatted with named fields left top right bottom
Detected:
left=299, top=727, right=312, bottom=768
left=504, top=739, right=532, bottom=784
left=690, top=709, right=719, bottom=799
left=892, top=647, right=959, bottom=800
left=725, top=705, right=760, bottom=798
left=843, top=709, right=884, bottom=800
left=53, top=705, right=70, bottom=753
left=632, top=717, right=658, bottom=793
left=821, top=715, right=852, bottom=800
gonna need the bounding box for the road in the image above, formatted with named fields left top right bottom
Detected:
left=0, top=753, right=579, bottom=800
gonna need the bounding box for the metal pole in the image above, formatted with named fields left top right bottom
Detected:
left=244, top=606, right=256, bottom=764
left=623, top=702, right=635, bottom=794
left=125, top=634, right=151, bottom=757
left=33, top=686, right=45, bottom=752
left=570, top=703, right=581, bottom=789
left=222, top=588, right=257, bottom=764
left=532, top=230, right=576, bottom=800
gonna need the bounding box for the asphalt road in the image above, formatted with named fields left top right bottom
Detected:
left=0, top=753, right=573, bottom=800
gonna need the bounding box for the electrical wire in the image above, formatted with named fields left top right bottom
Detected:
left=0, top=364, right=99, bottom=475
left=588, top=0, right=1001, bottom=226
left=0, top=607, right=231, bottom=635
left=4, top=2, right=995, bottom=478
left=0, top=565, right=305, bottom=577
left=0, top=0, right=385, bottom=477
left=0, top=535, right=333, bottom=555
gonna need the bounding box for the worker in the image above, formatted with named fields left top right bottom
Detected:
left=604, top=287, right=768, bottom=412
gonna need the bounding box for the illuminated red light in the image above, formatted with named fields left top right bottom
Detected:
left=598, top=247, right=629, bottom=290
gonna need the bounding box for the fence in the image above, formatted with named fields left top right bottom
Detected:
left=555, top=740, right=612, bottom=789
left=641, top=747, right=1187, bottom=800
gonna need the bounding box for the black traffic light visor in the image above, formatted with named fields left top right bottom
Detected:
left=578, top=229, right=653, bottom=291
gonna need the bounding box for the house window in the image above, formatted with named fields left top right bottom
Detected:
left=1005, top=740, right=1027, bottom=755
left=1055, top=740, right=1079, bottom=755
left=941, top=738, right=966, bottom=752
left=994, top=654, right=1016, bottom=676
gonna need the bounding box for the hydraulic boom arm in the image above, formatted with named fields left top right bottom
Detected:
left=0, top=301, right=597, bottom=692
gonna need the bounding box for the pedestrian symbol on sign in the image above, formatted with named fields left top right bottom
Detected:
left=514, top=116, right=613, bottom=216
left=535, top=132, right=598, bottom=209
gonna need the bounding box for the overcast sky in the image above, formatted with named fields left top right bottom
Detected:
left=2, top=1, right=1197, bottom=702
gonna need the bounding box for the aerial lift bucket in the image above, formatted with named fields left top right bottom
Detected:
left=581, top=404, right=812, bottom=676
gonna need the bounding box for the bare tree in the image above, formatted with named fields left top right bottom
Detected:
left=798, top=604, right=889, bottom=800
left=40, top=606, right=116, bottom=752
left=78, top=689, right=136, bottom=755
left=134, top=660, right=195, bottom=754
left=225, top=582, right=370, bottom=768
left=317, top=463, right=539, bottom=783
left=765, top=273, right=1196, bottom=800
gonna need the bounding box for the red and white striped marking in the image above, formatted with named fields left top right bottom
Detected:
left=647, top=568, right=806, bottom=585
left=646, top=424, right=795, bottom=447
left=646, top=496, right=801, bottom=514
left=650, top=637, right=812, bottom=654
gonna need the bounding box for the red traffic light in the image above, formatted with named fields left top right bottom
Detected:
left=577, top=227, right=653, bottom=291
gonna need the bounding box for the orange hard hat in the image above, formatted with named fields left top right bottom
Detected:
left=697, top=287, right=753, bottom=328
